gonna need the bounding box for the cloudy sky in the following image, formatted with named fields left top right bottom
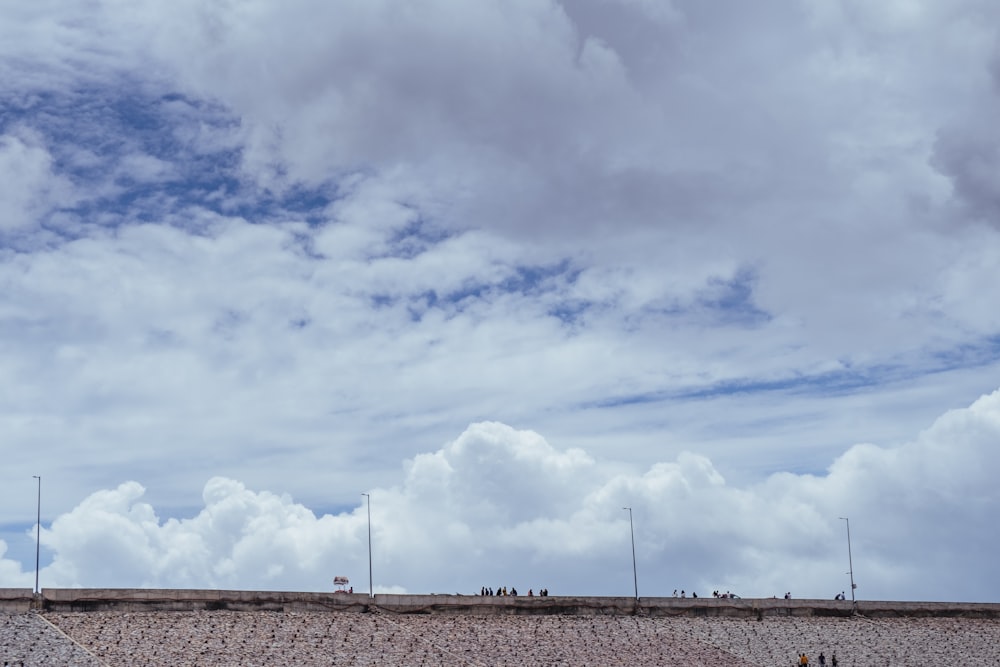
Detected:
left=1, top=0, right=999, bottom=602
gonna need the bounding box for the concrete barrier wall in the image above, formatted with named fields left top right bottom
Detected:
left=30, top=589, right=1000, bottom=618
left=40, top=588, right=369, bottom=613
left=371, top=594, right=640, bottom=616
left=0, top=588, right=34, bottom=612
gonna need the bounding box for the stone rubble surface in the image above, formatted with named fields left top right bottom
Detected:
left=683, top=615, right=1000, bottom=666
left=0, top=612, right=104, bottom=666
left=3, top=609, right=999, bottom=666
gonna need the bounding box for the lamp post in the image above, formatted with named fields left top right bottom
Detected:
left=839, top=516, right=856, bottom=605
left=362, top=493, right=373, bottom=599
left=623, top=507, right=638, bottom=601
left=32, top=475, right=41, bottom=595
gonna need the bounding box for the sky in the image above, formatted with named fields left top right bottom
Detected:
left=1, top=0, right=999, bottom=602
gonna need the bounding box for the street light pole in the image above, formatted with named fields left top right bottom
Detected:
left=362, top=493, right=373, bottom=599
left=32, top=475, right=41, bottom=595
left=839, top=516, right=856, bottom=605
left=623, top=507, right=638, bottom=601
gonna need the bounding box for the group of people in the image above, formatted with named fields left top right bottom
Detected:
left=797, top=651, right=838, bottom=666
left=670, top=589, right=849, bottom=602
left=479, top=586, right=549, bottom=597
left=476, top=586, right=844, bottom=601
left=671, top=589, right=739, bottom=599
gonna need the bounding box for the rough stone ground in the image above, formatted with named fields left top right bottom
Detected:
left=3, top=609, right=1000, bottom=666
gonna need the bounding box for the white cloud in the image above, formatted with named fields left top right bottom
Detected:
left=109, top=0, right=1000, bottom=360
left=0, top=540, right=32, bottom=588
left=0, top=131, right=75, bottom=231
left=34, top=477, right=368, bottom=590
left=1, top=390, right=996, bottom=601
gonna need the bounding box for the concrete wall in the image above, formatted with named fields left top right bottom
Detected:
left=370, top=594, right=639, bottom=616
left=29, top=589, right=1000, bottom=618
left=39, top=588, right=369, bottom=613
left=367, top=595, right=1000, bottom=618
left=0, top=588, right=35, bottom=612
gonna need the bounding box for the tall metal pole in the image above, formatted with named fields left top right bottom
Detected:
left=362, top=493, right=373, bottom=599
left=623, top=507, right=638, bottom=601
left=840, top=516, right=856, bottom=604
left=32, top=476, right=41, bottom=595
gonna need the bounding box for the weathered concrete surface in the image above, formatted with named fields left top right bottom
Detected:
left=34, top=589, right=1000, bottom=618
left=371, top=595, right=1000, bottom=618
left=638, top=597, right=1000, bottom=619
left=0, top=588, right=34, bottom=612
left=40, top=588, right=370, bottom=613
left=373, top=594, right=639, bottom=616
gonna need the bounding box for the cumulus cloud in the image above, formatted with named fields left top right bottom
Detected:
left=0, top=540, right=33, bottom=588
left=32, top=477, right=367, bottom=591
left=1, top=390, right=996, bottom=601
